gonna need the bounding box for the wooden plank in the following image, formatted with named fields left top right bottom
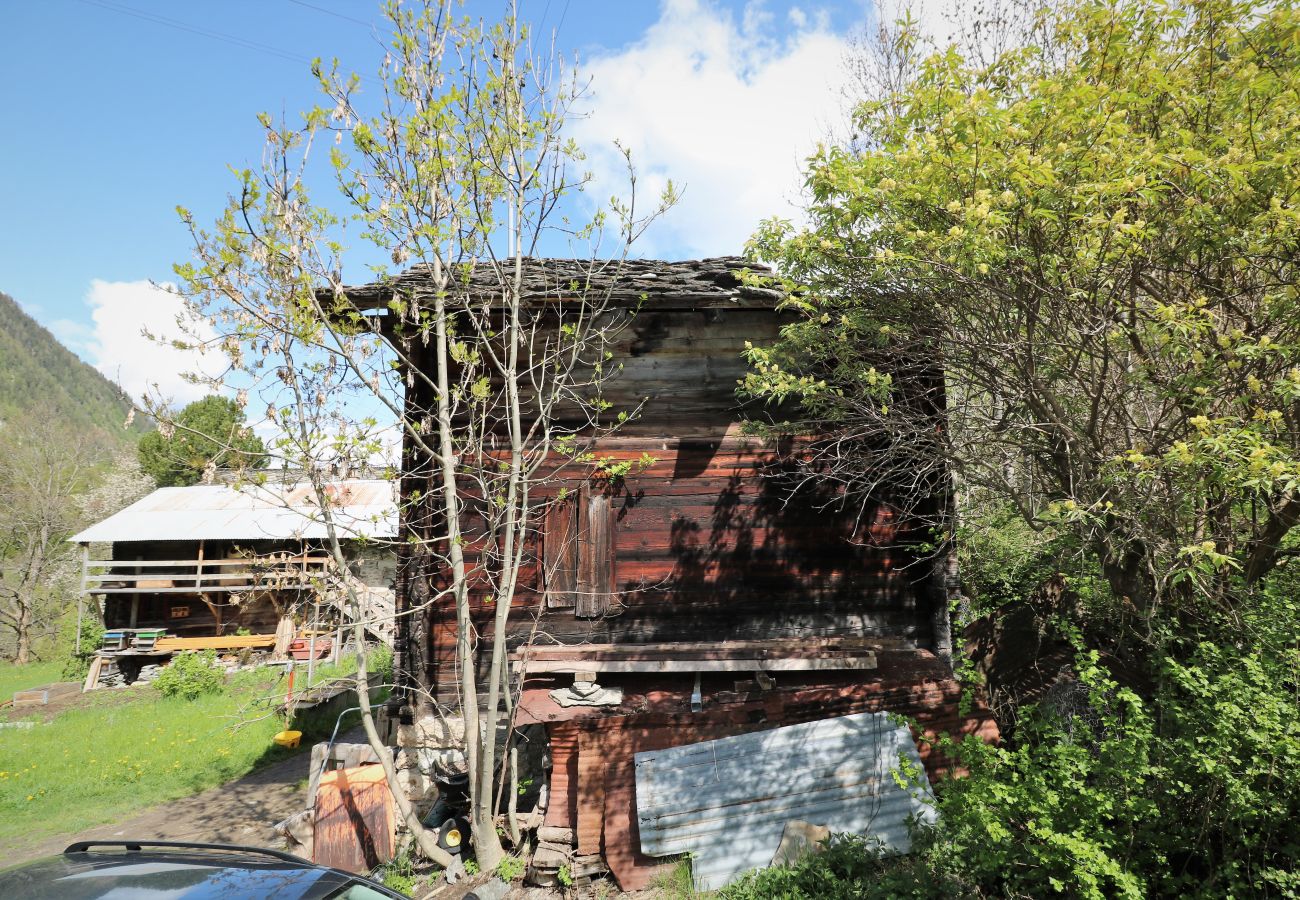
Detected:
left=88, top=572, right=308, bottom=584
left=575, top=490, right=614, bottom=618
left=524, top=645, right=880, bottom=660
left=544, top=497, right=577, bottom=609
left=155, top=634, right=277, bottom=651
left=513, top=639, right=894, bottom=663
left=517, top=638, right=889, bottom=656
left=87, top=557, right=333, bottom=568
left=87, top=585, right=319, bottom=595
left=83, top=656, right=103, bottom=692
left=518, top=654, right=877, bottom=674
left=545, top=723, right=581, bottom=829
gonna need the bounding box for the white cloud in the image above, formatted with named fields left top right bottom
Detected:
left=84, top=279, right=220, bottom=408
left=573, top=0, right=853, bottom=259
left=49, top=318, right=95, bottom=355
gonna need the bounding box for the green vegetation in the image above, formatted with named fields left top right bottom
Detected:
left=652, top=859, right=704, bottom=899
left=54, top=615, right=105, bottom=680
left=720, top=836, right=946, bottom=900
left=374, top=848, right=422, bottom=895
left=137, top=395, right=267, bottom=487
left=152, top=650, right=225, bottom=700
left=1, top=422, right=151, bottom=664
left=0, top=291, right=144, bottom=444
left=740, top=0, right=1300, bottom=896
left=0, top=661, right=63, bottom=699
left=0, top=672, right=293, bottom=846
left=496, top=853, right=525, bottom=881
left=721, top=615, right=1299, bottom=897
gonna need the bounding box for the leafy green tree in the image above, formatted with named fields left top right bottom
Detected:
left=740, top=0, right=1300, bottom=894
left=137, top=395, right=266, bottom=487
left=748, top=0, right=1300, bottom=649
left=0, top=422, right=92, bottom=663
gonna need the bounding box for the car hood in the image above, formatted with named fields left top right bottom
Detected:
left=0, top=851, right=345, bottom=899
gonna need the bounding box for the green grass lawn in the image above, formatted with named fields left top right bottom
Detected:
left=0, top=671, right=302, bottom=846
left=0, top=661, right=66, bottom=700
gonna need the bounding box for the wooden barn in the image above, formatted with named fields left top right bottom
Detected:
left=343, top=257, right=996, bottom=888
left=71, top=477, right=398, bottom=686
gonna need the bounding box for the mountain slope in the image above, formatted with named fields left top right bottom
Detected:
left=0, top=291, right=141, bottom=445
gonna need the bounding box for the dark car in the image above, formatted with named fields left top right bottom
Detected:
left=0, top=840, right=410, bottom=899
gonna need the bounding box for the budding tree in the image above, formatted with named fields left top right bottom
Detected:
left=0, top=423, right=93, bottom=663
left=167, top=0, right=671, bottom=870
left=747, top=0, right=1300, bottom=658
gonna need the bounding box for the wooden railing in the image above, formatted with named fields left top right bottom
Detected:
left=83, top=555, right=336, bottom=595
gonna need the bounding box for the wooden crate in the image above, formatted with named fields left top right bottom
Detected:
left=13, top=682, right=81, bottom=707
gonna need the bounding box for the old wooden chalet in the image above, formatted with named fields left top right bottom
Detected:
left=71, top=477, right=397, bottom=686
left=343, top=257, right=996, bottom=889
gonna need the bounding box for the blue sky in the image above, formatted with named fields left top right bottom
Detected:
left=0, top=0, right=874, bottom=405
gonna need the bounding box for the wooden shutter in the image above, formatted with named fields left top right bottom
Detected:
left=543, top=495, right=578, bottom=610
left=545, top=483, right=617, bottom=617
left=575, top=487, right=616, bottom=619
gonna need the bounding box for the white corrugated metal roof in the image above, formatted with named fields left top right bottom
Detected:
left=71, top=479, right=398, bottom=543
left=635, top=712, right=938, bottom=891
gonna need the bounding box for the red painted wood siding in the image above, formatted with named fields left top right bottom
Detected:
left=424, top=435, right=934, bottom=696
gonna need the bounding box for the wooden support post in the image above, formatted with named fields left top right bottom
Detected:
left=198, top=593, right=223, bottom=635
left=196, top=539, right=205, bottom=591
left=307, top=595, right=320, bottom=687
left=76, top=544, right=89, bottom=655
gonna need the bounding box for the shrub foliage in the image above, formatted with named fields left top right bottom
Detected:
left=153, top=650, right=226, bottom=700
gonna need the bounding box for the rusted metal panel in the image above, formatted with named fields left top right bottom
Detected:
left=634, top=712, right=938, bottom=891
left=71, top=479, right=397, bottom=543
left=312, top=764, right=396, bottom=874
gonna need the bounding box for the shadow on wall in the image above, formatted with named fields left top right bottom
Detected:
left=612, top=440, right=935, bottom=646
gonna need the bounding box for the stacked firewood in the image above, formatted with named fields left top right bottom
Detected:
left=525, top=826, right=608, bottom=888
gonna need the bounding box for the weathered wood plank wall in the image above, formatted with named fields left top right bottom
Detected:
left=412, top=436, right=936, bottom=700
left=373, top=259, right=948, bottom=705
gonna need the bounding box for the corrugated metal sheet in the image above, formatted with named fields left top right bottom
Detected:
left=634, top=711, right=938, bottom=891
left=71, top=480, right=397, bottom=543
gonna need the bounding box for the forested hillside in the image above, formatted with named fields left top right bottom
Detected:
left=0, top=291, right=142, bottom=443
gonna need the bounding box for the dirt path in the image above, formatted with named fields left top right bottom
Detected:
left=2, top=731, right=360, bottom=865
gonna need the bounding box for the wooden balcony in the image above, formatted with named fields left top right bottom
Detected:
left=83, top=554, right=336, bottom=595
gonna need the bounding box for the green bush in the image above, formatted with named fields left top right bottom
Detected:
left=369, top=642, right=394, bottom=683
left=153, top=651, right=226, bottom=700
left=720, top=622, right=1300, bottom=900
left=375, top=848, right=418, bottom=895
left=932, top=658, right=1154, bottom=899
left=497, top=854, right=525, bottom=881
left=720, top=834, right=965, bottom=900
left=49, top=607, right=104, bottom=681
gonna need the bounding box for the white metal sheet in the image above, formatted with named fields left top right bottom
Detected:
left=634, top=711, right=937, bottom=891
left=70, top=480, right=397, bottom=543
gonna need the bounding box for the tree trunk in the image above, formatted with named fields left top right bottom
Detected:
left=427, top=270, right=492, bottom=863
left=15, top=604, right=32, bottom=665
